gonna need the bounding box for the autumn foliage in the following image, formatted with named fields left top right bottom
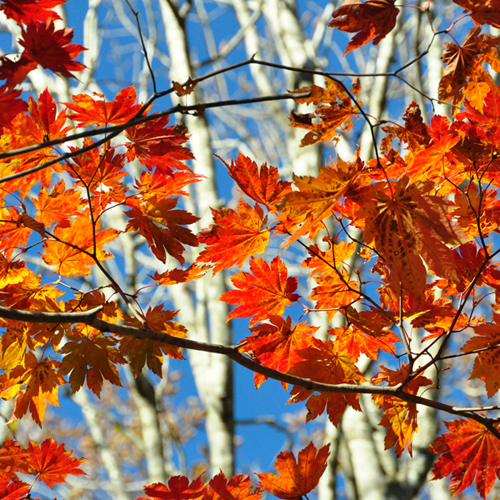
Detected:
left=2, top=0, right=500, bottom=499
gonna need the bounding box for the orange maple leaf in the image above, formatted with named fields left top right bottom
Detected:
left=372, top=363, right=433, bottom=457
left=42, top=214, right=119, bottom=277
left=0, top=439, right=30, bottom=479
left=257, top=442, right=330, bottom=499
left=120, top=305, right=186, bottom=377
left=357, top=176, right=469, bottom=299
left=134, top=169, right=204, bottom=201
left=66, top=139, right=127, bottom=193
left=240, top=316, right=318, bottom=388
left=430, top=419, right=500, bottom=499
left=19, top=19, right=86, bottom=78
left=32, top=179, right=84, bottom=227
left=58, top=331, right=127, bottom=397
left=139, top=476, right=207, bottom=500
left=221, top=153, right=292, bottom=208
left=329, top=0, right=399, bottom=55
left=207, top=472, right=262, bottom=500
left=382, top=101, right=431, bottom=153
left=332, top=308, right=399, bottom=360
left=25, top=438, right=86, bottom=488
left=289, top=78, right=360, bottom=146
left=276, top=151, right=366, bottom=248
left=10, top=352, right=64, bottom=426
left=197, top=200, right=270, bottom=274
left=439, top=26, right=500, bottom=112
left=150, top=263, right=210, bottom=286
left=65, top=86, right=143, bottom=128
left=220, top=256, right=299, bottom=326
left=289, top=338, right=365, bottom=425
left=462, top=317, right=500, bottom=398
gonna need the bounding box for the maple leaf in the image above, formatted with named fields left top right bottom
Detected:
left=0, top=0, right=64, bottom=25
left=197, top=200, right=270, bottom=274
left=11, top=352, right=64, bottom=426
left=382, top=101, right=431, bottom=153
left=0, top=477, right=30, bottom=500
left=308, top=266, right=360, bottom=321
left=461, top=316, right=500, bottom=398
left=289, top=78, right=360, bottom=146
left=329, top=0, right=399, bottom=55
left=0, top=87, right=27, bottom=131
left=0, top=439, right=30, bottom=479
left=67, top=139, right=127, bottom=193
left=120, top=306, right=186, bottom=377
left=0, top=53, right=38, bottom=89
left=257, top=442, right=330, bottom=499
left=240, top=316, right=318, bottom=388
left=65, top=87, right=143, bottom=127
left=332, top=307, right=399, bottom=360
left=25, top=439, right=86, bottom=488
left=220, top=256, right=299, bottom=326
left=276, top=151, right=367, bottom=248
left=19, top=19, right=86, bottom=78
left=134, top=169, right=204, bottom=201
left=139, top=476, right=207, bottom=500
left=0, top=206, right=32, bottom=259
left=150, top=263, right=210, bottom=286
left=125, top=115, right=194, bottom=174
left=59, top=331, right=127, bottom=397
left=372, top=363, right=433, bottom=457
left=207, top=472, right=262, bottom=500
left=289, top=338, right=365, bottom=425
left=453, top=0, right=500, bottom=28
left=439, top=26, right=500, bottom=112
left=221, top=153, right=292, bottom=208
left=32, top=179, right=84, bottom=227
left=357, top=176, right=469, bottom=299
left=42, top=214, right=119, bottom=277
left=125, top=196, right=198, bottom=265
left=172, top=78, right=198, bottom=96
left=430, top=419, right=500, bottom=499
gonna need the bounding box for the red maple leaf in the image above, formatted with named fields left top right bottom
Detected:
left=430, top=419, right=500, bottom=499
left=0, top=0, right=64, bottom=25
left=329, top=0, right=400, bottom=54
left=289, top=338, right=365, bottom=425
left=257, top=442, right=330, bottom=499
left=125, top=196, right=199, bottom=265
left=207, top=472, right=262, bottom=500
left=240, top=316, right=318, bottom=388
left=0, top=86, right=26, bottom=131
left=19, top=19, right=86, bottom=78
left=125, top=115, right=194, bottom=174
left=65, top=86, right=143, bottom=127
left=139, top=476, right=207, bottom=500
left=221, top=153, right=292, bottom=208
left=25, top=438, right=86, bottom=488
left=220, top=256, right=299, bottom=325
left=453, top=0, right=500, bottom=28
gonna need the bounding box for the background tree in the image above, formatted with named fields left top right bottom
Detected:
left=1, top=1, right=500, bottom=500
